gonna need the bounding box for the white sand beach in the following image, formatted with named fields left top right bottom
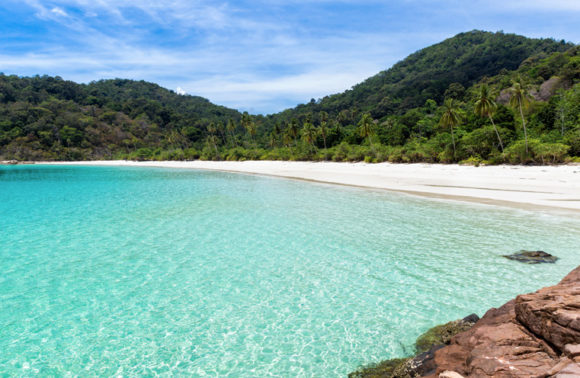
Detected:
left=32, top=160, right=580, bottom=213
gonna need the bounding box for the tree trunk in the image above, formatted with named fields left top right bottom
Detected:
left=489, top=115, right=504, bottom=153
left=367, top=135, right=375, bottom=155
left=560, top=108, right=565, bottom=136
left=519, top=103, right=528, bottom=155
left=450, top=126, right=456, bottom=159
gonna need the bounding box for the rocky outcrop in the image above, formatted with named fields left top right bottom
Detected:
left=515, top=275, right=580, bottom=352
left=349, top=267, right=580, bottom=377
left=503, top=250, right=559, bottom=264
left=530, top=77, right=562, bottom=102
left=415, top=314, right=480, bottom=354
left=426, top=266, right=580, bottom=377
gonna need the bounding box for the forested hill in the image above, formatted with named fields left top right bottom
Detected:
left=270, top=31, right=573, bottom=121
left=1, top=30, right=579, bottom=164
left=0, top=77, right=242, bottom=160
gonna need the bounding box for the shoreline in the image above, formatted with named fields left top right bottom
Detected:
left=9, top=160, right=580, bottom=213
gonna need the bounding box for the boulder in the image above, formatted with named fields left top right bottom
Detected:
left=530, top=77, right=562, bottom=101
left=425, top=266, right=580, bottom=377
left=515, top=269, right=580, bottom=351
left=503, top=250, right=558, bottom=264
left=349, top=266, right=580, bottom=377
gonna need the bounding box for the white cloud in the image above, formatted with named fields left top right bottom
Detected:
left=4, top=0, right=578, bottom=113
left=50, top=7, right=68, bottom=17
left=502, top=0, right=580, bottom=11
left=176, top=87, right=187, bottom=95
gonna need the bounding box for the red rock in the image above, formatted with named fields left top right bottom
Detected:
left=563, top=344, right=580, bottom=357
left=515, top=270, right=580, bottom=351
left=554, top=362, right=580, bottom=377
left=422, top=266, right=580, bottom=377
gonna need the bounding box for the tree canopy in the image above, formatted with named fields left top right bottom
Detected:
left=0, top=31, right=578, bottom=164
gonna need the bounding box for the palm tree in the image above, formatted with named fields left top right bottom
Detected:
left=206, top=135, right=219, bottom=155
left=337, top=109, right=349, bottom=125
left=241, top=112, right=256, bottom=142
left=319, top=111, right=329, bottom=150
left=282, top=130, right=293, bottom=148
left=439, top=99, right=462, bottom=158
left=268, top=132, right=277, bottom=148
left=166, top=129, right=183, bottom=148
left=357, top=113, right=375, bottom=149
left=301, top=121, right=317, bottom=152
left=226, top=119, right=237, bottom=147
left=509, top=80, right=531, bottom=154
left=206, top=123, right=219, bottom=155
left=475, top=84, right=503, bottom=153
left=207, top=122, right=217, bottom=136
left=332, top=119, right=342, bottom=139
left=216, top=121, right=227, bottom=145
left=273, top=122, right=282, bottom=137
left=288, top=119, right=299, bottom=146
left=246, top=121, right=257, bottom=142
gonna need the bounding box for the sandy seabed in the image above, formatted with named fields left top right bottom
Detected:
left=30, top=160, right=580, bottom=213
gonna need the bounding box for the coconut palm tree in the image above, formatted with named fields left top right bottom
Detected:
left=282, top=130, right=293, bottom=148
left=475, top=84, right=503, bottom=153
left=301, top=121, right=317, bottom=152
left=288, top=119, right=299, bottom=146
left=246, top=121, right=257, bottom=142
left=319, top=111, right=329, bottom=150
left=509, top=80, right=531, bottom=154
left=358, top=113, right=375, bottom=149
left=226, top=119, right=237, bottom=147
left=337, top=109, right=349, bottom=125
left=241, top=112, right=257, bottom=142
left=439, top=99, right=462, bottom=158
left=268, top=131, right=277, bottom=148
left=206, top=135, right=219, bottom=155
left=206, top=123, right=219, bottom=155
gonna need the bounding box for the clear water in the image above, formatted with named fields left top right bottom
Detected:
left=1, top=165, right=578, bottom=376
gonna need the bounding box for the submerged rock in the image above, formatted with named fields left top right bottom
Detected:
left=503, top=250, right=558, bottom=264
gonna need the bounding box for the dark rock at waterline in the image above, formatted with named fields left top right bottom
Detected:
left=503, top=250, right=558, bottom=264
left=415, top=314, right=480, bottom=354
left=392, top=344, right=445, bottom=377
left=349, top=314, right=480, bottom=377
left=347, top=357, right=411, bottom=378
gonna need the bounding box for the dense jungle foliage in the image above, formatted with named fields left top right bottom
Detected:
left=0, top=31, right=578, bottom=164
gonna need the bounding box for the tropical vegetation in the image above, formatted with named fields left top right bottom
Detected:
left=0, top=31, right=578, bottom=164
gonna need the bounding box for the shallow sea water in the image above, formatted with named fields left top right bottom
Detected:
left=0, top=165, right=579, bottom=376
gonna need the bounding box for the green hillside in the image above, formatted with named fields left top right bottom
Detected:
left=272, top=30, right=573, bottom=120
left=0, top=30, right=578, bottom=164
left=0, top=77, right=241, bottom=160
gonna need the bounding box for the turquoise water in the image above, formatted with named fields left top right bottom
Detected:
left=0, top=165, right=579, bottom=376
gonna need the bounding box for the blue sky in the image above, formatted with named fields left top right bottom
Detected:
left=0, top=1, right=579, bottom=114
